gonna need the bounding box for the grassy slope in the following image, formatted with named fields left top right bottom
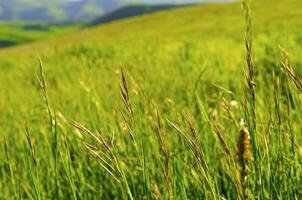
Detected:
left=90, top=4, right=188, bottom=25
left=0, top=22, right=76, bottom=47
left=0, top=0, right=302, bottom=199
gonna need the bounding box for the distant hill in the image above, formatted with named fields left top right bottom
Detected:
left=0, top=0, right=120, bottom=22
left=90, top=4, right=188, bottom=25
left=0, top=0, right=231, bottom=22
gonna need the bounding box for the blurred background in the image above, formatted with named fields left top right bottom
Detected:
left=0, top=0, right=231, bottom=48
left=0, top=0, right=230, bottom=22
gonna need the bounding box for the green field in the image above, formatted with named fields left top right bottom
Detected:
left=1, top=0, right=302, bottom=199
left=0, top=22, right=76, bottom=47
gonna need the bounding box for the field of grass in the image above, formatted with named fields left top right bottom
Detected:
left=1, top=0, right=302, bottom=199
left=0, top=22, right=76, bottom=47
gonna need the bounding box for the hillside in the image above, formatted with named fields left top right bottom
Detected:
left=0, top=0, right=302, bottom=199
left=1, top=0, right=301, bottom=52
left=0, top=0, right=229, bottom=22
left=0, top=22, right=76, bottom=48
left=90, top=4, right=187, bottom=25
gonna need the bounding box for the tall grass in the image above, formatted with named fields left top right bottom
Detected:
left=1, top=0, right=302, bottom=199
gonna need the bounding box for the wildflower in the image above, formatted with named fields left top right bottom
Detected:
left=230, top=100, right=238, bottom=109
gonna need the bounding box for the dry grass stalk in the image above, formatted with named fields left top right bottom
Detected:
left=120, top=67, right=134, bottom=118
left=167, top=119, right=217, bottom=199
left=71, top=121, right=123, bottom=180
left=81, top=141, right=121, bottom=182
left=156, top=110, right=172, bottom=198
left=117, top=68, right=138, bottom=149
left=117, top=107, right=136, bottom=144
left=211, top=121, right=232, bottom=156
left=279, top=45, right=302, bottom=93
left=71, top=121, right=113, bottom=157
left=25, top=124, right=37, bottom=165
left=242, top=0, right=255, bottom=93
left=242, top=0, right=257, bottom=161
left=37, top=55, right=54, bottom=124
left=183, top=114, right=198, bottom=139
left=71, top=121, right=134, bottom=200
left=151, top=181, right=161, bottom=200
left=168, top=119, right=208, bottom=172
left=209, top=116, right=244, bottom=199
left=156, top=110, right=169, bottom=160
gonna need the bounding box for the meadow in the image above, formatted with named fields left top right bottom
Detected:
left=0, top=0, right=302, bottom=199
left=0, top=22, right=76, bottom=47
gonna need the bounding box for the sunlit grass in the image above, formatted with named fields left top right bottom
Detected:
left=0, top=0, right=302, bottom=199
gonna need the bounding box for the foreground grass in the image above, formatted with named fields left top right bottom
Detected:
left=0, top=0, right=302, bottom=199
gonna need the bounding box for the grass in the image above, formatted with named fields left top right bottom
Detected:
left=0, top=0, right=302, bottom=199
left=0, top=21, right=76, bottom=47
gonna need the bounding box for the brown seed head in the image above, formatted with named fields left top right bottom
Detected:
left=237, top=126, right=253, bottom=165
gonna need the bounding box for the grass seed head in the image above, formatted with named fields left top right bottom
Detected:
left=237, top=124, right=253, bottom=165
